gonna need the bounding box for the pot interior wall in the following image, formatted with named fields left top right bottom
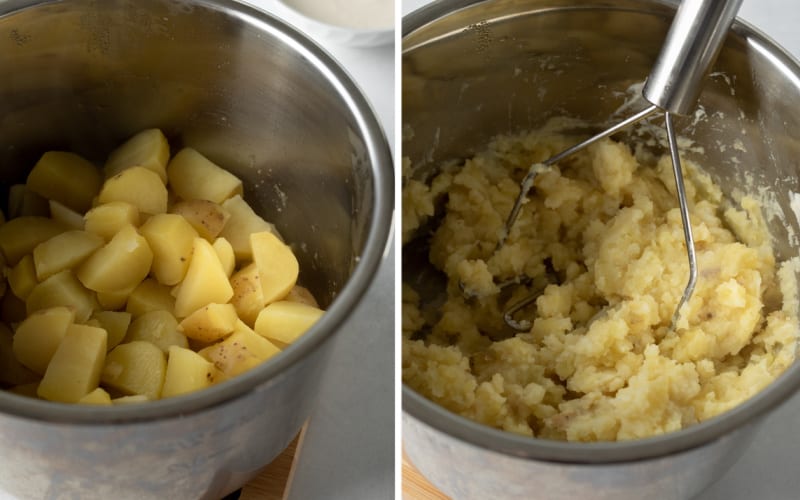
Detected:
left=0, top=0, right=376, bottom=305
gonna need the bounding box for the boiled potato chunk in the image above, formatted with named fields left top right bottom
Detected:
left=167, top=148, right=243, bottom=204
left=254, top=301, right=324, bottom=345
left=104, top=128, right=170, bottom=182
left=220, top=195, right=280, bottom=261
left=49, top=200, right=85, bottom=230
left=12, top=306, right=75, bottom=374
left=88, top=310, right=132, bottom=351
left=230, top=263, right=263, bottom=327
left=77, top=224, right=153, bottom=293
left=7, top=254, right=38, bottom=300
left=97, top=166, right=167, bottom=216
left=26, top=270, right=98, bottom=323
left=125, top=278, right=175, bottom=317
left=127, top=310, right=188, bottom=353
left=33, top=230, right=104, bottom=281
left=161, top=345, right=214, bottom=398
left=84, top=202, right=140, bottom=240
left=0, top=216, right=66, bottom=265
left=0, top=322, right=39, bottom=386
left=78, top=387, right=112, bottom=405
left=171, top=199, right=230, bottom=241
left=212, top=238, right=235, bottom=277
left=8, top=184, right=49, bottom=218
left=178, top=303, right=237, bottom=343
left=101, top=341, right=165, bottom=400
left=199, top=321, right=280, bottom=377
left=37, top=324, right=107, bottom=403
left=286, top=285, right=320, bottom=308
left=139, top=214, right=197, bottom=286
left=96, top=286, right=134, bottom=310
left=26, top=151, right=101, bottom=213
left=173, top=238, right=233, bottom=317
left=112, top=394, right=150, bottom=404
left=251, top=231, right=298, bottom=305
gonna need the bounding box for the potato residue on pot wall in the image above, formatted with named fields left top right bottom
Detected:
left=402, top=122, right=799, bottom=442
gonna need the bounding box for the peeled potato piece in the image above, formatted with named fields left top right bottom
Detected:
left=161, top=345, right=215, bottom=398
left=101, top=341, right=165, bottom=400
left=220, top=195, right=280, bottom=262
left=7, top=254, right=38, bottom=300
left=88, top=310, right=132, bottom=351
left=251, top=231, right=298, bottom=305
left=0, top=322, right=39, bottom=386
left=84, top=202, right=140, bottom=240
left=125, top=278, right=175, bottom=317
left=77, top=224, right=153, bottom=293
left=139, top=214, right=197, bottom=286
left=104, top=128, right=170, bottom=182
left=37, top=324, right=107, bottom=403
left=12, top=306, right=75, bottom=375
left=0, top=216, right=66, bottom=266
left=212, top=238, right=235, bottom=278
left=49, top=200, right=85, bottom=230
left=254, top=301, right=324, bottom=345
left=26, top=151, right=101, bottom=213
left=127, top=310, right=188, bottom=353
left=8, top=184, right=49, bottom=218
left=33, top=230, right=104, bottom=281
left=173, top=238, right=233, bottom=317
left=78, top=387, right=112, bottom=405
left=26, top=270, right=98, bottom=323
left=167, top=148, right=243, bottom=204
left=97, top=166, right=168, bottom=216
left=178, top=303, right=238, bottom=343
left=170, top=199, right=230, bottom=241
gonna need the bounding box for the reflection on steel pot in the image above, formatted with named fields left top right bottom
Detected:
left=0, top=0, right=392, bottom=498
left=402, top=0, right=800, bottom=498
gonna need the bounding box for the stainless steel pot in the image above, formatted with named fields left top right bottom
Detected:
left=0, top=0, right=393, bottom=498
left=402, top=1, right=800, bottom=498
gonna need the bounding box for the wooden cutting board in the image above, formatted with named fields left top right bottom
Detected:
left=239, top=425, right=307, bottom=500
left=402, top=452, right=450, bottom=500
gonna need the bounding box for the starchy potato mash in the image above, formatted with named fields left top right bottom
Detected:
left=402, top=124, right=798, bottom=441
left=0, top=129, right=325, bottom=404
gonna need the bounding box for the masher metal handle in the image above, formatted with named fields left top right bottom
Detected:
left=644, top=0, right=744, bottom=115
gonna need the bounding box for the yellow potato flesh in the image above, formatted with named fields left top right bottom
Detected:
left=251, top=231, right=298, bottom=305
left=139, top=214, right=197, bottom=286
left=97, top=166, right=168, bottom=216
left=78, top=387, right=112, bottom=405
left=7, top=254, right=38, bottom=300
left=0, top=216, right=65, bottom=265
left=0, top=323, right=40, bottom=386
left=161, top=345, right=214, bottom=398
left=286, top=285, right=320, bottom=308
left=88, top=310, right=132, bottom=351
left=254, top=301, right=324, bottom=345
left=220, top=195, right=279, bottom=262
left=37, top=324, right=107, bottom=403
left=125, top=278, right=175, bottom=317
left=127, top=310, right=188, bottom=353
left=8, top=184, right=49, bottom=218
left=77, top=224, right=153, bottom=293
left=26, top=270, right=99, bottom=323
left=167, top=148, right=243, bottom=204
left=170, top=199, right=230, bottom=241
left=33, top=230, right=104, bottom=281
left=101, top=341, right=165, bottom=400
left=26, top=151, right=101, bottom=213
left=212, top=237, right=235, bottom=277
left=173, top=238, right=233, bottom=317
left=104, top=128, right=170, bottom=182
left=230, top=263, right=263, bottom=327
left=199, top=321, right=280, bottom=377
left=12, top=306, right=75, bottom=375
left=84, top=202, right=140, bottom=240
left=178, top=303, right=238, bottom=343
left=48, top=200, right=85, bottom=230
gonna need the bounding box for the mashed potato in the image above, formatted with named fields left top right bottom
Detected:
left=402, top=125, right=798, bottom=442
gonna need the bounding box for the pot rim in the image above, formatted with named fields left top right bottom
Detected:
left=402, top=0, right=800, bottom=464
left=0, top=0, right=394, bottom=424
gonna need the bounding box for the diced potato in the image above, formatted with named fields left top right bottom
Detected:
left=97, top=166, right=167, bottom=216
left=0, top=216, right=66, bottom=265
left=139, top=214, right=197, bottom=285
left=112, top=394, right=149, bottom=404
left=125, top=278, right=175, bottom=317
left=9, top=382, right=40, bottom=398
left=12, top=306, right=75, bottom=374
left=37, top=324, right=107, bottom=403
left=251, top=231, right=298, bottom=305
left=1, top=292, right=28, bottom=324
left=49, top=200, right=85, bottom=230
left=7, top=254, right=38, bottom=300
left=78, top=387, right=112, bottom=405
left=126, top=310, right=188, bottom=353
left=96, top=286, right=134, bottom=310
left=8, top=184, right=49, bottom=218
left=178, top=303, right=238, bottom=343
left=161, top=345, right=214, bottom=398
left=26, top=270, right=99, bottom=323
left=104, top=128, right=170, bottom=182
left=230, top=263, right=263, bottom=327
left=286, top=285, right=320, bottom=308
left=199, top=321, right=280, bottom=377
left=212, top=238, right=235, bottom=277
left=26, top=151, right=102, bottom=212
left=220, top=195, right=280, bottom=261
left=77, top=224, right=153, bottom=293
left=171, top=199, right=230, bottom=241
left=173, top=238, right=233, bottom=317
left=0, top=322, right=40, bottom=385
left=254, top=301, right=324, bottom=345
left=101, top=341, right=165, bottom=400
left=89, top=310, right=132, bottom=351
left=84, top=202, right=140, bottom=240
left=33, top=230, right=104, bottom=281
left=167, top=148, right=243, bottom=204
